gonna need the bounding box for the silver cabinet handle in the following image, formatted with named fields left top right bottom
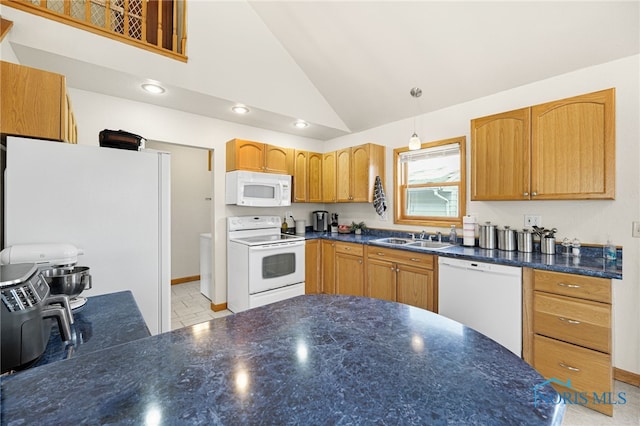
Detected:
left=396, top=268, right=400, bottom=272
left=523, top=192, right=529, bottom=196
left=390, top=266, right=395, bottom=271
left=559, top=317, right=581, bottom=325
left=532, top=192, right=538, bottom=196
left=410, top=258, right=420, bottom=262
left=559, top=362, right=580, bottom=372
left=558, top=282, right=581, bottom=289
left=358, top=260, right=362, bottom=264
left=377, top=252, right=385, bottom=256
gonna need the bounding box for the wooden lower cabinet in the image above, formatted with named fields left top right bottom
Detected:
left=365, top=246, right=436, bottom=312
left=334, top=242, right=364, bottom=296
left=321, top=240, right=336, bottom=294
left=523, top=268, right=613, bottom=416
left=305, top=240, right=321, bottom=294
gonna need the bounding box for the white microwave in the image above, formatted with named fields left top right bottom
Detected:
left=225, top=170, right=292, bottom=207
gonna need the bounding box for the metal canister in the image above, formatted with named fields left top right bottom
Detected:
left=479, top=222, right=497, bottom=249
left=497, top=226, right=517, bottom=251
left=517, top=229, right=533, bottom=253
left=541, top=236, right=557, bottom=254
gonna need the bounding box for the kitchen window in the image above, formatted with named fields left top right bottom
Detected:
left=394, top=136, right=466, bottom=227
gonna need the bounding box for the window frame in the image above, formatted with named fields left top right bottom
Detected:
left=394, top=136, right=467, bottom=227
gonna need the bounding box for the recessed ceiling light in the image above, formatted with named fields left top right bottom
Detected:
left=294, top=120, right=309, bottom=129
left=232, top=104, right=250, bottom=114
left=141, top=83, right=165, bottom=94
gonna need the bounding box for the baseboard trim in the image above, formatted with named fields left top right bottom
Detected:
left=171, top=275, right=200, bottom=285
left=614, top=367, right=640, bottom=386
left=211, top=302, right=227, bottom=312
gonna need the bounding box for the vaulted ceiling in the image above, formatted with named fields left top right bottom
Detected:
left=3, top=1, right=639, bottom=141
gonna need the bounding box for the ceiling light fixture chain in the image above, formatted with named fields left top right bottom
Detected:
left=409, top=87, right=422, bottom=150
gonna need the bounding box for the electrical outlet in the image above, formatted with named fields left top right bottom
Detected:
left=633, top=221, right=640, bottom=238
left=524, top=215, right=542, bottom=227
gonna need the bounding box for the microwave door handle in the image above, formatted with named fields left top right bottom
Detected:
left=278, top=182, right=285, bottom=203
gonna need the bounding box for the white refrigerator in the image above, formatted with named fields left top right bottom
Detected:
left=4, top=136, right=171, bottom=335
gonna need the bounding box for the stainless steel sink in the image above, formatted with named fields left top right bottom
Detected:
left=371, top=237, right=414, bottom=246
left=406, top=240, right=453, bottom=250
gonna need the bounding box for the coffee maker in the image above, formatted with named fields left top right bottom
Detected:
left=312, top=210, right=329, bottom=232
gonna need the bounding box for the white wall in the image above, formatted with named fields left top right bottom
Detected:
left=324, top=55, right=640, bottom=375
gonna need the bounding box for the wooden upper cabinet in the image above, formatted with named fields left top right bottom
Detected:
left=293, top=150, right=322, bottom=203
left=265, top=144, right=293, bottom=174
left=471, top=108, right=531, bottom=200
left=293, top=150, right=308, bottom=202
left=531, top=89, right=615, bottom=200
left=308, top=152, right=323, bottom=203
left=1, top=61, right=76, bottom=143
left=226, top=139, right=293, bottom=174
left=471, top=88, right=615, bottom=201
left=336, top=143, right=385, bottom=202
left=322, top=151, right=337, bottom=203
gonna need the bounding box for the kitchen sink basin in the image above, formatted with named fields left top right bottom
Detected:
left=406, top=240, right=453, bottom=250
left=371, top=237, right=413, bottom=245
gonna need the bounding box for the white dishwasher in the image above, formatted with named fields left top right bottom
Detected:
left=438, top=257, right=522, bottom=356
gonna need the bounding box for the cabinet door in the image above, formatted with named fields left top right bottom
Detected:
left=335, top=253, right=364, bottom=296
left=265, top=144, right=292, bottom=174
left=350, top=144, right=371, bottom=202
left=367, top=258, right=396, bottom=302
left=321, top=240, right=336, bottom=294
left=293, top=150, right=308, bottom=202
left=471, top=108, right=531, bottom=200
left=305, top=240, right=321, bottom=294
left=397, top=264, right=435, bottom=312
left=1, top=61, right=64, bottom=141
left=322, top=151, right=337, bottom=202
left=308, top=152, right=323, bottom=203
left=336, top=148, right=352, bottom=202
left=226, top=140, right=265, bottom=172
left=531, top=89, right=615, bottom=199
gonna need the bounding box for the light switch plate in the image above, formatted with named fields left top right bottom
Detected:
left=633, top=221, right=640, bottom=238
left=524, top=215, right=542, bottom=227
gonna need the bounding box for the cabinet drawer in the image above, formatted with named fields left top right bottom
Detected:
left=534, top=270, right=611, bottom=303
left=533, top=335, right=613, bottom=415
left=366, top=246, right=434, bottom=269
left=533, top=293, right=611, bottom=353
left=335, top=242, right=363, bottom=256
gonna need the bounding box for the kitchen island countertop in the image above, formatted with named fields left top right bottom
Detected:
left=303, top=231, right=622, bottom=280
left=1, top=295, right=564, bottom=425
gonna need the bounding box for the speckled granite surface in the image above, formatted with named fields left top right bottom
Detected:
left=1, top=295, right=564, bottom=425
left=303, top=231, right=622, bottom=279
left=20, top=291, right=149, bottom=371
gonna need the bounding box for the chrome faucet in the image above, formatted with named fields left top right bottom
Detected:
left=436, top=232, right=442, bottom=242
left=408, top=233, right=416, bottom=240
left=420, top=230, right=427, bottom=240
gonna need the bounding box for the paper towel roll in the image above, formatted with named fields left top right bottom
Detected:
left=295, top=220, right=306, bottom=235
left=463, top=215, right=477, bottom=246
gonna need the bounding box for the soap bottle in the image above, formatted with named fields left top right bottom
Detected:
left=604, top=237, right=616, bottom=260
left=449, top=225, right=457, bottom=245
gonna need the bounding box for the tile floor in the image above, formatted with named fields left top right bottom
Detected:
left=170, top=281, right=639, bottom=424
left=170, top=281, right=231, bottom=330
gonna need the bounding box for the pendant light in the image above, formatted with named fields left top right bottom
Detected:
left=409, top=87, right=422, bottom=151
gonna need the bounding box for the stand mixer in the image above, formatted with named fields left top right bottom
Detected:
left=0, top=243, right=92, bottom=309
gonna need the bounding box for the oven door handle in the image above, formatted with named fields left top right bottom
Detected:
left=249, top=241, right=304, bottom=250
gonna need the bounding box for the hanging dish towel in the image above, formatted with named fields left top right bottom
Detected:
left=373, top=175, right=387, bottom=217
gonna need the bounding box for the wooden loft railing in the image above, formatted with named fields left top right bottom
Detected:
left=2, top=0, right=187, bottom=62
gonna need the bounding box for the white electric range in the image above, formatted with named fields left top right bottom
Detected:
left=227, top=216, right=305, bottom=313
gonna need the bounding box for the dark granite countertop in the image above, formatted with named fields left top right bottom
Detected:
left=1, top=295, right=565, bottom=425
left=19, top=291, right=150, bottom=371
left=303, top=231, right=622, bottom=280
